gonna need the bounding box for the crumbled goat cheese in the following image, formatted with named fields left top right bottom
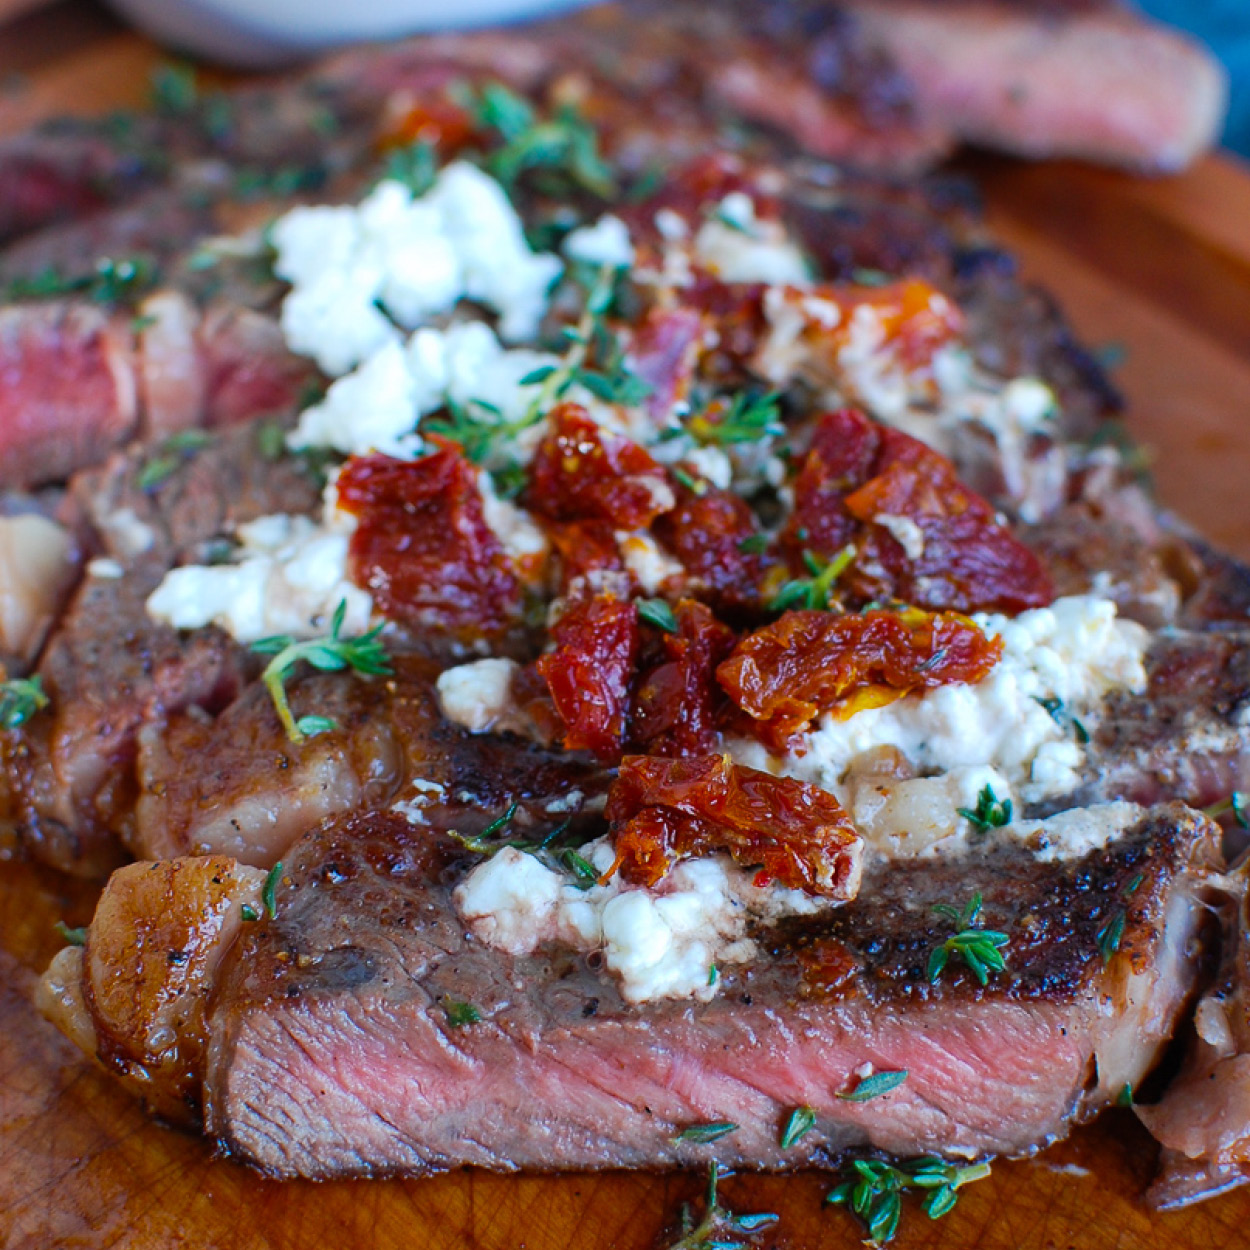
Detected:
left=874, top=513, right=926, bottom=560
left=618, top=531, right=684, bottom=594
left=436, top=658, right=521, bottom=734
left=288, top=338, right=422, bottom=460
left=731, top=595, right=1149, bottom=807
left=563, top=214, right=634, bottom=269
left=392, top=777, right=447, bottom=826
left=478, top=472, right=549, bottom=566
left=694, top=194, right=810, bottom=286
left=86, top=557, right=124, bottom=579
left=683, top=445, right=734, bottom=491
left=272, top=163, right=561, bottom=376
left=455, top=839, right=827, bottom=1003
left=145, top=497, right=370, bottom=644
left=100, top=507, right=156, bottom=558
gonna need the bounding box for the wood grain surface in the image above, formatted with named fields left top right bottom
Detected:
left=2, top=5, right=1250, bottom=1248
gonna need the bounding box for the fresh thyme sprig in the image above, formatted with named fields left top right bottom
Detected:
left=688, top=393, right=784, bottom=447
left=0, top=675, right=49, bottom=730
left=251, top=600, right=391, bottom=744
left=54, top=920, right=87, bottom=947
left=779, top=1106, right=816, bottom=1149
left=768, top=545, right=856, bottom=613
left=826, top=1156, right=991, bottom=1245
left=927, top=893, right=1010, bottom=987
left=463, top=81, right=617, bottom=199
left=957, top=784, right=1013, bottom=832
left=672, top=1121, right=739, bottom=1145
left=443, top=996, right=482, bottom=1028
left=666, top=1163, right=779, bottom=1250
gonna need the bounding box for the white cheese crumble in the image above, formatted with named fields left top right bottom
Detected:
left=693, top=194, right=811, bottom=287
left=436, top=658, right=521, bottom=734
left=478, top=472, right=548, bottom=567
left=288, top=339, right=422, bottom=460
left=145, top=489, right=370, bottom=644
left=454, top=839, right=826, bottom=1003
left=617, top=531, right=684, bottom=594
left=272, top=163, right=562, bottom=376
left=731, top=595, right=1149, bottom=809
left=874, top=513, right=925, bottom=561
left=563, top=214, right=634, bottom=269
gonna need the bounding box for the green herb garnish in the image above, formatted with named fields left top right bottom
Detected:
left=137, top=428, right=214, bottom=491
left=927, top=893, right=1010, bottom=987
left=382, top=137, right=439, bottom=196
left=1204, top=792, right=1250, bottom=829
left=688, top=392, right=783, bottom=447
left=838, top=1070, right=909, bottom=1103
left=1096, top=909, right=1126, bottom=964
left=150, top=62, right=198, bottom=115
left=769, top=545, right=856, bottom=612
left=54, top=921, right=87, bottom=947
left=0, top=675, right=49, bottom=730
left=1116, top=1082, right=1134, bottom=1108
left=560, top=848, right=600, bottom=889
left=262, top=861, right=283, bottom=920
left=240, top=903, right=260, bottom=923
left=443, top=996, right=482, bottom=1028
left=826, top=1156, right=991, bottom=1244
left=736, top=534, right=769, bottom=556
left=638, top=598, right=679, bottom=634
left=251, top=600, right=391, bottom=744
left=4, top=254, right=157, bottom=306
left=780, top=1105, right=816, bottom=1149
left=956, top=784, right=1013, bottom=832
left=673, top=1121, right=739, bottom=1145
left=666, top=1163, right=779, bottom=1250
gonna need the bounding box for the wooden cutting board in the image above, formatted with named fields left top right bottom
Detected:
left=3, top=4, right=1250, bottom=1247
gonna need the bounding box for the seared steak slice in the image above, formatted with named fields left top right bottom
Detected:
left=1085, top=629, right=1250, bottom=812
left=197, top=803, right=1215, bottom=1178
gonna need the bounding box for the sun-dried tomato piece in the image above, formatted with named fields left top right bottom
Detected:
left=783, top=408, right=1053, bottom=614
left=536, top=595, right=639, bottom=760
left=544, top=519, right=625, bottom=597
left=839, top=278, right=962, bottom=372
left=653, top=485, right=769, bottom=618
left=336, top=443, right=520, bottom=639
left=718, top=607, right=1003, bottom=742
left=605, top=753, right=862, bottom=898
left=631, top=600, right=737, bottom=758
left=378, top=96, right=477, bottom=156
left=526, top=403, right=674, bottom=529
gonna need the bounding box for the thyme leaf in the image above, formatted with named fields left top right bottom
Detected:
left=251, top=600, right=391, bottom=744
left=838, top=1070, right=909, bottom=1103
left=262, top=862, right=283, bottom=920
left=1096, top=909, right=1127, bottom=964
left=0, top=675, right=49, bottom=730
left=54, top=920, right=87, bottom=946
left=443, top=996, right=482, bottom=1028
left=736, top=534, right=769, bottom=556
left=1203, top=792, right=1250, bottom=829
left=240, top=903, right=260, bottom=923
left=638, top=598, right=679, bottom=634
left=137, top=428, right=214, bottom=491
left=779, top=1105, right=816, bottom=1149
left=927, top=893, right=1009, bottom=987
left=956, top=784, right=1013, bottom=832
left=673, top=1121, right=739, bottom=1145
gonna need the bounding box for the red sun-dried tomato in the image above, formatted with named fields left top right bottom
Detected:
left=631, top=600, right=737, bottom=758
left=336, top=443, right=520, bottom=639
left=653, top=484, right=769, bottom=619
left=543, top=519, right=625, bottom=598
left=526, top=403, right=674, bottom=529
left=605, top=753, right=861, bottom=898
left=717, top=607, right=1003, bottom=743
left=377, top=96, right=476, bottom=156
left=536, top=595, right=639, bottom=760
left=783, top=408, right=1053, bottom=614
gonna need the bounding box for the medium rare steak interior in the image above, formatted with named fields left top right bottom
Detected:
left=0, top=1, right=1246, bottom=1239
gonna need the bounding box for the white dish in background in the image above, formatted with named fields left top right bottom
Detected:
left=105, top=0, right=597, bottom=67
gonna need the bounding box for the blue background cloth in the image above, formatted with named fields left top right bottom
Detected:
left=1138, top=0, right=1250, bottom=159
